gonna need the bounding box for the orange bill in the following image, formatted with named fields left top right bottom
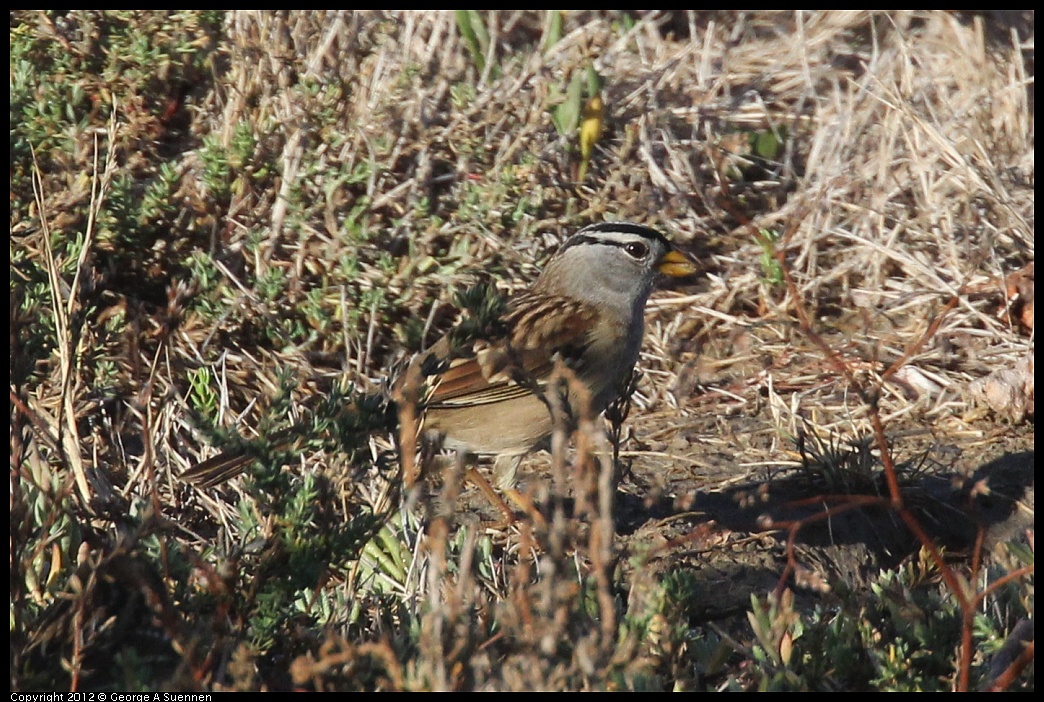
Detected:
left=656, top=249, right=698, bottom=278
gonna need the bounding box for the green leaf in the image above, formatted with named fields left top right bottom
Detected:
left=455, top=10, right=488, bottom=73
left=552, top=71, right=584, bottom=136
left=544, top=10, right=564, bottom=51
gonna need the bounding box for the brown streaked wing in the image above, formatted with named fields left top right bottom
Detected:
left=505, top=293, right=598, bottom=352
left=424, top=293, right=600, bottom=410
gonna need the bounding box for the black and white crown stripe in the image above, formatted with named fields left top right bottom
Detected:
left=558, top=222, right=671, bottom=255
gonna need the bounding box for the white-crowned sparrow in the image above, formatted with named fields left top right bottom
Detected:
left=180, top=222, right=696, bottom=488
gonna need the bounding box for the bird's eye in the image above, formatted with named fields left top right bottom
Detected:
left=624, top=241, right=648, bottom=259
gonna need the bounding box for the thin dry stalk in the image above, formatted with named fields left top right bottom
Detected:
left=30, top=110, right=119, bottom=507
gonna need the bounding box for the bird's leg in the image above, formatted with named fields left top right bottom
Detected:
left=464, top=463, right=518, bottom=528
left=455, top=454, right=548, bottom=530
left=493, top=453, right=548, bottom=530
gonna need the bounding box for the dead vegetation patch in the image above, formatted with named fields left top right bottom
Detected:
left=11, top=10, right=1033, bottom=691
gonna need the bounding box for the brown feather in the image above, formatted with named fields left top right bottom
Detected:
left=416, top=292, right=600, bottom=410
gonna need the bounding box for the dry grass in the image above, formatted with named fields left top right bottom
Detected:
left=10, top=10, right=1033, bottom=691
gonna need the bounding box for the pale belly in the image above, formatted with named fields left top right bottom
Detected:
left=422, top=392, right=553, bottom=456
